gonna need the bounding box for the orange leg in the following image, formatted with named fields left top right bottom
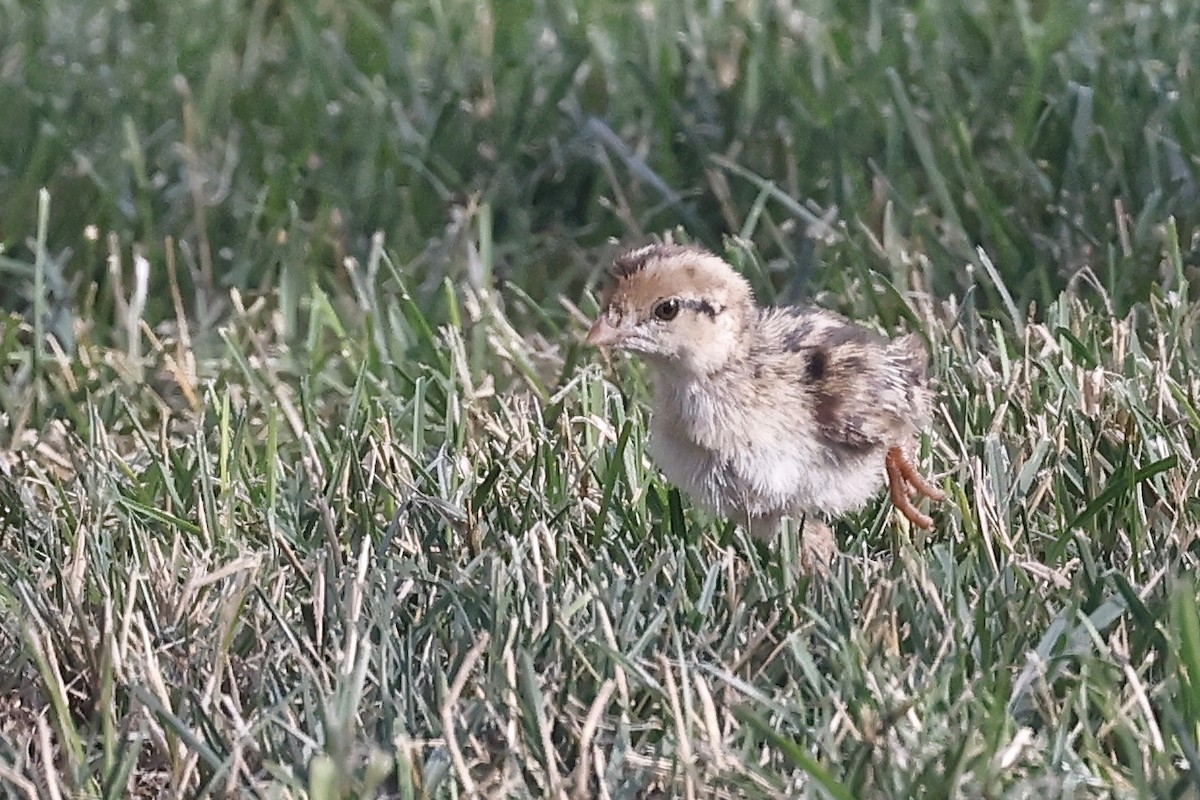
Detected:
left=892, top=447, right=946, bottom=501
left=885, top=447, right=941, bottom=530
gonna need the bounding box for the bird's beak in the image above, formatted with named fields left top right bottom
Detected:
left=586, top=317, right=624, bottom=347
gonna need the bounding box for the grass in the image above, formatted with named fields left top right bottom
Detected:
left=2, top=0, right=1200, bottom=797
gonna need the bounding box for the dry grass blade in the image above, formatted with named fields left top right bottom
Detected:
left=441, top=631, right=492, bottom=795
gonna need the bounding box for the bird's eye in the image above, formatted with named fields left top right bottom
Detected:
left=654, top=298, right=681, bottom=321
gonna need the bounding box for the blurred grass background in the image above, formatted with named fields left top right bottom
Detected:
left=3, top=0, right=1197, bottom=327
left=1, top=0, right=1200, bottom=797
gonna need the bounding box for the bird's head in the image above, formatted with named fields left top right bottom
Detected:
left=587, top=244, right=754, bottom=376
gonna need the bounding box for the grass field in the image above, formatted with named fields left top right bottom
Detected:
left=2, top=1, right=1200, bottom=797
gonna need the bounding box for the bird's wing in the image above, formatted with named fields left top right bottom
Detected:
left=757, top=309, right=929, bottom=451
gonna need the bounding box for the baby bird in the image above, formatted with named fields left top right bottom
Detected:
left=587, top=243, right=944, bottom=536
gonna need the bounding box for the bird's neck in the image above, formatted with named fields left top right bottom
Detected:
left=648, top=323, right=752, bottom=412
left=670, top=311, right=752, bottom=378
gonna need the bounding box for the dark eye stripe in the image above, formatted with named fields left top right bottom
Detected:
left=680, top=299, right=719, bottom=317
left=651, top=298, right=721, bottom=322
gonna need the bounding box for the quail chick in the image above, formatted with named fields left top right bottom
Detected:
left=587, top=243, right=944, bottom=537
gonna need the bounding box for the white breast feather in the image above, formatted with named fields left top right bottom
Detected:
left=649, top=375, right=885, bottom=521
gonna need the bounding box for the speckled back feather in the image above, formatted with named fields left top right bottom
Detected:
left=752, top=307, right=931, bottom=451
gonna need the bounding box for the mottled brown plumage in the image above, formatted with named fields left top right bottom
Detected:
left=588, top=243, right=944, bottom=539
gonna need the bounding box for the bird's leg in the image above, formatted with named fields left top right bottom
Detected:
left=891, top=447, right=945, bottom=501
left=884, top=447, right=941, bottom=530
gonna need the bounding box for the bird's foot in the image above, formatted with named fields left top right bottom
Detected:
left=884, top=446, right=945, bottom=530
